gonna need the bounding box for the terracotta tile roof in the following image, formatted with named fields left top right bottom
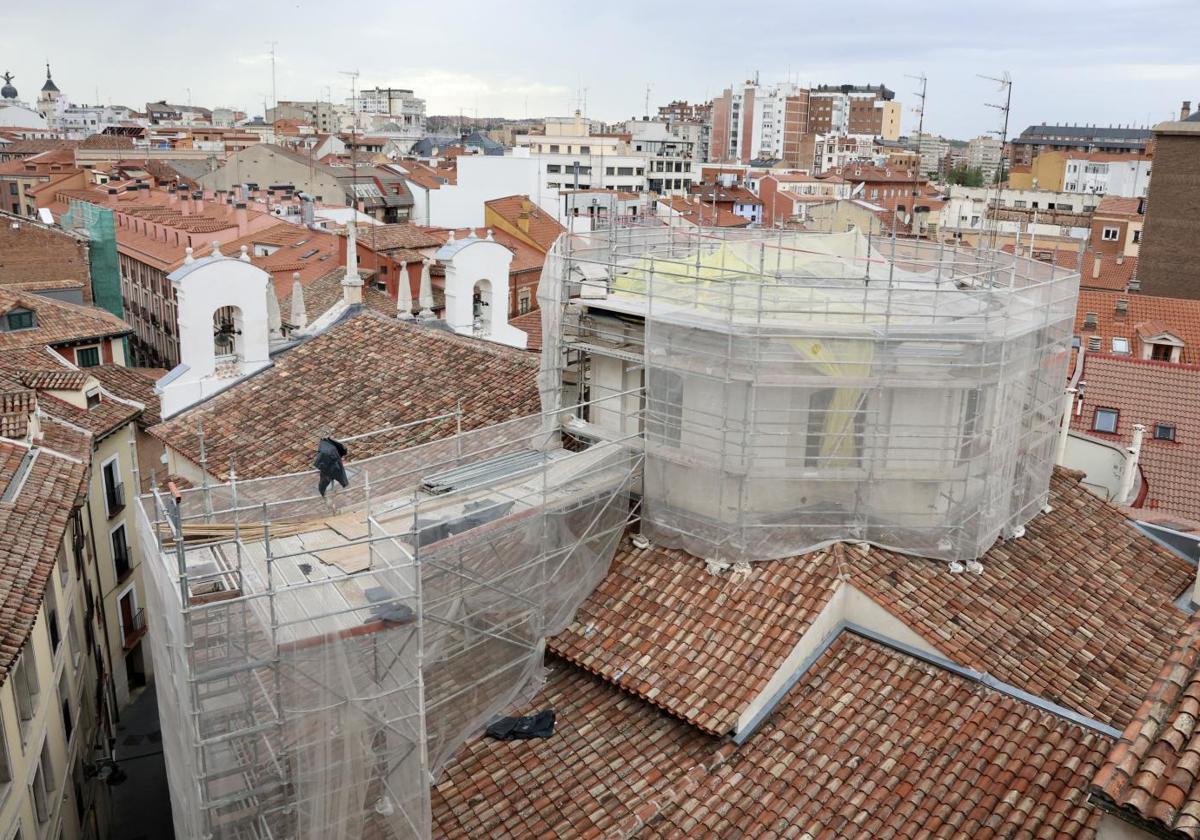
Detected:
left=35, top=414, right=92, bottom=462
left=1076, top=289, right=1200, bottom=363
left=18, top=369, right=86, bottom=390
left=488, top=228, right=545, bottom=273
left=1071, top=354, right=1200, bottom=521
left=88, top=365, right=162, bottom=426
left=207, top=222, right=340, bottom=297
left=435, top=636, right=1111, bottom=839
left=149, top=311, right=540, bottom=479
left=690, top=184, right=762, bottom=205
left=554, top=472, right=1194, bottom=735
left=1092, top=617, right=1200, bottom=837
left=354, top=223, right=447, bottom=253
left=657, top=196, right=750, bottom=228
left=278, top=267, right=393, bottom=325
left=0, top=289, right=130, bottom=352
left=484, top=196, right=566, bottom=251
left=0, top=438, right=89, bottom=684
left=1096, top=196, right=1144, bottom=217
left=431, top=659, right=718, bottom=839
left=0, top=139, right=78, bottom=157
left=508, top=310, right=542, bottom=351
left=551, top=542, right=843, bottom=733
left=645, top=633, right=1110, bottom=840
left=40, top=390, right=141, bottom=442
left=1004, top=245, right=1134, bottom=292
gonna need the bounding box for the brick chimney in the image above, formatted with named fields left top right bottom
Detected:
left=1183, top=101, right=1193, bottom=121
left=235, top=202, right=248, bottom=236
left=192, top=191, right=204, bottom=214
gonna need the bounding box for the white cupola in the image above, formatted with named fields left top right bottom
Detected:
left=434, top=229, right=527, bottom=349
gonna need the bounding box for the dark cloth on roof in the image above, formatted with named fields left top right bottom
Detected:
left=485, top=710, right=556, bottom=741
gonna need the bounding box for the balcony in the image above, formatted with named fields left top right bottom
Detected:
left=122, top=608, right=146, bottom=650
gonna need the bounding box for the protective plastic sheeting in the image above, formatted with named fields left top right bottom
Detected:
left=539, top=221, right=1078, bottom=564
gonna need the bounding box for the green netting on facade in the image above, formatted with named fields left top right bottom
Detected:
left=62, top=199, right=122, bottom=318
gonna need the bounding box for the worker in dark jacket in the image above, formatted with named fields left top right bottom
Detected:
left=314, top=436, right=349, bottom=496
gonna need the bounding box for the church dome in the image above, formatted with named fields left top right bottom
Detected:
left=1, top=73, right=17, bottom=100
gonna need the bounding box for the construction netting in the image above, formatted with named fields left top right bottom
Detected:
left=137, top=411, right=636, bottom=839
left=61, top=199, right=123, bottom=318
left=538, top=221, right=1078, bottom=565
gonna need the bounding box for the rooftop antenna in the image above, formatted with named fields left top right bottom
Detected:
left=267, top=41, right=278, bottom=111
left=340, top=69, right=360, bottom=212
left=905, top=73, right=927, bottom=205
left=979, top=71, right=1012, bottom=249
left=645, top=83, right=652, bottom=119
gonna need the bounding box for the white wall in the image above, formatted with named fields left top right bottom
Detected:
left=408, top=156, right=554, bottom=228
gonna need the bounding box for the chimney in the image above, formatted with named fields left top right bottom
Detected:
left=235, top=202, right=248, bottom=236
left=342, top=222, right=363, bottom=306
left=1118, top=424, right=1146, bottom=504
left=518, top=197, right=531, bottom=234
left=167, top=187, right=178, bottom=206
left=192, top=191, right=204, bottom=214
left=1183, top=101, right=1193, bottom=121
left=1092, top=255, right=1102, bottom=279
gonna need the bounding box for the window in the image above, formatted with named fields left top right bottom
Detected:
left=111, top=525, right=131, bottom=581
left=13, top=640, right=38, bottom=723
left=546, top=164, right=561, bottom=174
left=1093, top=407, right=1119, bottom=434
left=85, top=388, right=101, bottom=409
left=4, top=308, right=34, bottom=331
left=75, top=346, right=100, bottom=367
left=1112, top=337, right=1130, bottom=354
left=548, top=145, right=559, bottom=154
left=1102, top=227, right=1120, bottom=241
left=58, top=671, right=72, bottom=745
left=1133, top=229, right=1142, bottom=243
left=579, top=146, right=590, bottom=154
left=1155, top=423, right=1177, bottom=441
left=31, top=741, right=53, bottom=823
left=1152, top=343, right=1174, bottom=362
left=102, top=458, right=124, bottom=517
left=517, top=289, right=531, bottom=315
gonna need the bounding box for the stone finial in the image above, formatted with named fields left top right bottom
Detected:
left=289, top=272, right=307, bottom=329
left=211, top=240, right=222, bottom=257
left=418, top=258, right=435, bottom=319
left=239, top=244, right=250, bottom=262
left=486, top=228, right=494, bottom=241
left=397, top=261, right=413, bottom=320
left=184, top=246, right=194, bottom=264
left=448, top=230, right=456, bottom=244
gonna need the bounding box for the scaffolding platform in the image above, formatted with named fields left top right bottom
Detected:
left=138, top=414, right=637, bottom=839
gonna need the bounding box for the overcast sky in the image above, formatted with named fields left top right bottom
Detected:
left=5, top=0, right=1199, bottom=138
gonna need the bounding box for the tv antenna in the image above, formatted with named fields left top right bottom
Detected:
left=267, top=41, right=278, bottom=111
left=979, top=71, right=1012, bottom=247
left=905, top=72, right=927, bottom=197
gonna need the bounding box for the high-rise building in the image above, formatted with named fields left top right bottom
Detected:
left=1133, top=104, right=1200, bottom=298
left=809, top=84, right=900, bottom=140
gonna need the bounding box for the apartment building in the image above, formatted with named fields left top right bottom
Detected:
left=808, top=83, right=900, bottom=140
left=1009, top=122, right=1152, bottom=167
left=349, top=86, right=426, bottom=135
left=0, top=148, right=85, bottom=216
left=0, top=289, right=164, bottom=840
left=967, top=134, right=1004, bottom=183
left=622, top=118, right=701, bottom=195
left=514, top=113, right=648, bottom=196
left=709, top=81, right=811, bottom=166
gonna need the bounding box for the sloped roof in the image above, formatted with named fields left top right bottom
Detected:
left=552, top=471, right=1194, bottom=735
left=435, top=634, right=1111, bottom=839
left=0, top=438, right=89, bottom=684
left=149, top=311, right=540, bottom=479
left=484, top=195, right=566, bottom=251
left=1096, top=195, right=1144, bottom=217
left=355, top=223, right=446, bottom=252
left=39, top=390, right=141, bottom=442
left=1076, top=290, right=1200, bottom=364
left=0, top=289, right=130, bottom=351
left=646, top=633, right=1108, bottom=839
left=88, top=364, right=163, bottom=426
left=1092, top=617, right=1200, bottom=837
left=1071, top=354, right=1200, bottom=522
left=508, top=310, right=542, bottom=351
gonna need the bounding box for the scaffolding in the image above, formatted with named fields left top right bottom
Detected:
left=137, top=409, right=637, bottom=839
left=538, top=220, right=1079, bottom=565
left=61, top=199, right=123, bottom=319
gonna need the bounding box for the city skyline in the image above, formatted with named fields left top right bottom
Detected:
left=5, top=0, right=1199, bottom=138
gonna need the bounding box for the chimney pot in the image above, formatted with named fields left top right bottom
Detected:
left=1183, top=101, right=1193, bottom=121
